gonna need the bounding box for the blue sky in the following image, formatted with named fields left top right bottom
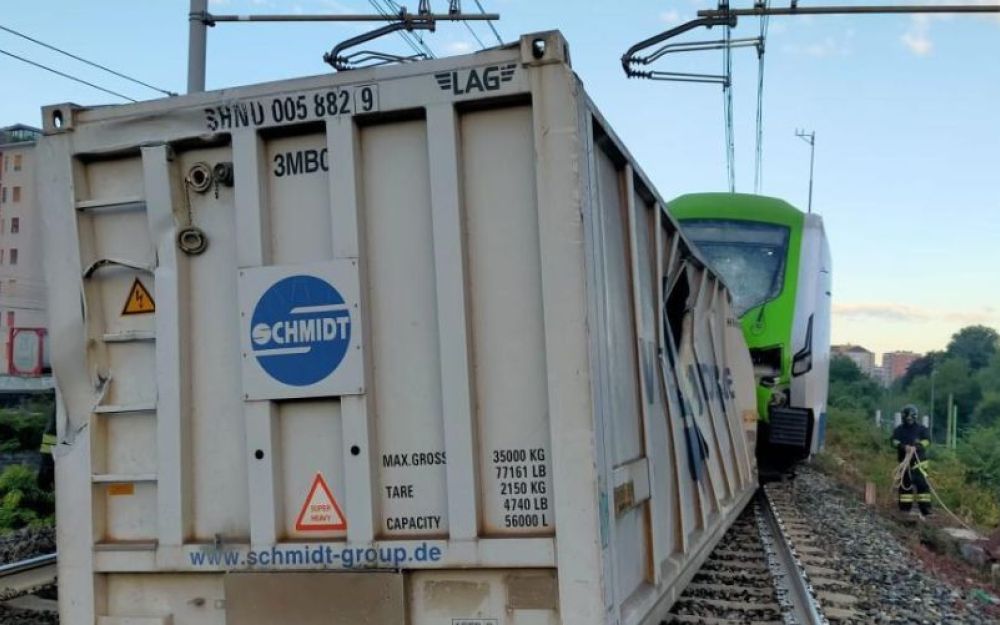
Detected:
left=2, top=1, right=998, bottom=358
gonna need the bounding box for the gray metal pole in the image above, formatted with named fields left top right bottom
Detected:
left=188, top=0, right=208, bottom=94
left=929, top=368, right=935, bottom=441
left=807, top=133, right=815, bottom=214
left=795, top=129, right=816, bottom=213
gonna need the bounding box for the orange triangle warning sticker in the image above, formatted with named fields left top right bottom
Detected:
left=122, top=278, right=155, bottom=315
left=295, top=472, right=347, bottom=531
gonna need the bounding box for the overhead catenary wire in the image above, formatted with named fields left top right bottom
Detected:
left=754, top=1, right=770, bottom=194
left=473, top=0, right=504, bottom=45
left=722, top=2, right=736, bottom=193
left=462, top=19, right=488, bottom=50
left=0, top=48, right=137, bottom=102
left=365, top=0, right=428, bottom=58
left=449, top=0, right=488, bottom=50
left=382, top=0, right=437, bottom=58
left=0, top=24, right=176, bottom=97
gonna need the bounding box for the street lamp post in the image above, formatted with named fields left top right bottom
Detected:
left=929, top=368, right=936, bottom=441
left=795, top=129, right=816, bottom=213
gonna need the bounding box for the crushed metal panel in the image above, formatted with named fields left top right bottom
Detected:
left=224, top=571, right=404, bottom=625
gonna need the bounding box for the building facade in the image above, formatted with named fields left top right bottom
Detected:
left=832, top=344, right=876, bottom=377
left=882, top=351, right=920, bottom=384
left=0, top=125, right=47, bottom=374
left=871, top=366, right=889, bottom=388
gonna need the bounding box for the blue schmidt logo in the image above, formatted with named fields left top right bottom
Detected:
left=250, top=275, right=351, bottom=386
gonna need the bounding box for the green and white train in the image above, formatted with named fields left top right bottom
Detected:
left=668, top=193, right=832, bottom=463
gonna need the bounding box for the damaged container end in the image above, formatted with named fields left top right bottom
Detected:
left=40, top=30, right=758, bottom=625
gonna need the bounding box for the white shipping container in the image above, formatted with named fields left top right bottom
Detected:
left=40, top=31, right=758, bottom=625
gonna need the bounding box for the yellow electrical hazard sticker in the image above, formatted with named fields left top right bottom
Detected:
left=122, top=278, right=155, bottom=315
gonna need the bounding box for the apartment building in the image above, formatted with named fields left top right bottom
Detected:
left=0, top=125, right=46, bottom=374
left=882, top=350, right=921, bottom=384
left=832, top=343, right=876, bottom=377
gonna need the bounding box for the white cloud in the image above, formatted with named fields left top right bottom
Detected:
left=783, top=30, right=853, bottom=58
left=660, top=10, right=682, bottom=25
left=445, top=41, right=476, bottom=55
left=833, top=302, right=999, bottom=325
left=901, top=15, right=933, bottom=56
left=899, top=3, right=1000, bottom=56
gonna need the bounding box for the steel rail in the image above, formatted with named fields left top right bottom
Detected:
left=0, top=553, right=58, bottom=597
left=758, top=490, right=827, bottom=625
left=699, top=4, right=1000, bottom=17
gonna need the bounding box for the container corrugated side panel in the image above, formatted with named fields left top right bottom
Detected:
left=580, top=99, right=758, bottom=624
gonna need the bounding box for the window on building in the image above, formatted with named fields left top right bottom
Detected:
left=9, top=249, right=17, bottom=265
left=5, top=311, right=13, bottom=328
left=1, top=187, right=5, bottom=203
left=12, top=155, right=21, bottom=172
left=12, top=187, right=20, bottom=203
left=10, top=218, right=18, bottom=234
left=3, top=156, right=7, bottom=172
left=1, top=249, right=5, bottom=264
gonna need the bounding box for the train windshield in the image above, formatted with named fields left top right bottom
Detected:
left=681, top=219, right=790, bottom=316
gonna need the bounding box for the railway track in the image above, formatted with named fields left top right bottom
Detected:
left=0, top=552, right=58, bottom=617
left=667, top=480, right=865, bottom=624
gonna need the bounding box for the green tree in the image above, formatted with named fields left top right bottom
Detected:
left=973, top=393, right=1000, bottom=429
left=975, top=351, right=1000, bottom=396
left=926, top=357, right=982, bottom=431
left=0, top=408, right=47, bottom=453
left=946, top=325, right=999, bottom=371
left=829, top=355, right=883, bottom=413
left=899, top=350, right=943, bottom=389
left=0, top=465, right=54, bottom=531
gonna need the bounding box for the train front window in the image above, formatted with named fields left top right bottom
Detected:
left=681, top=220, right=790, bottom=316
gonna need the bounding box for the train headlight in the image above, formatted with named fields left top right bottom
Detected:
left=792, top=314, right=814, bottom=377
left=770, top=388, right=789, bottom=407
left=792, top=352, right=812, bottom=376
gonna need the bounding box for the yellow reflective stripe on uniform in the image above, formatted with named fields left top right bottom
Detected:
left=899, top=494, right=915, bottom=502
left=915, top=460, right=930, bottom=473
left=919, top=439, right=930, bottom=448
left=40, top=433, right=57, bottom=455
left=916, top=494, right=932, bottom=502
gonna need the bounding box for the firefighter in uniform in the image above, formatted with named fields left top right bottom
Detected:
left=890, top=404, right=931, bottom=516
left=37, top=404, right=56, bottom=491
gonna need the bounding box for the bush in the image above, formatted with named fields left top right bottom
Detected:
left=822, top=408, right=1000, bottom=528
left=923, top=449, right=1000, bottom=527
left=0, top=406, right=48, bottom=453
left=0, top=465, right=54, bottom=531
left=957, top=424, right=1000, bottom=492
left=821, top=409, right=899, bottom=496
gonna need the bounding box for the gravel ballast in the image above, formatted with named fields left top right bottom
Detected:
left=0, top=526, right=55, bottom=565
left=791, top=465, right=996, bottom=624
